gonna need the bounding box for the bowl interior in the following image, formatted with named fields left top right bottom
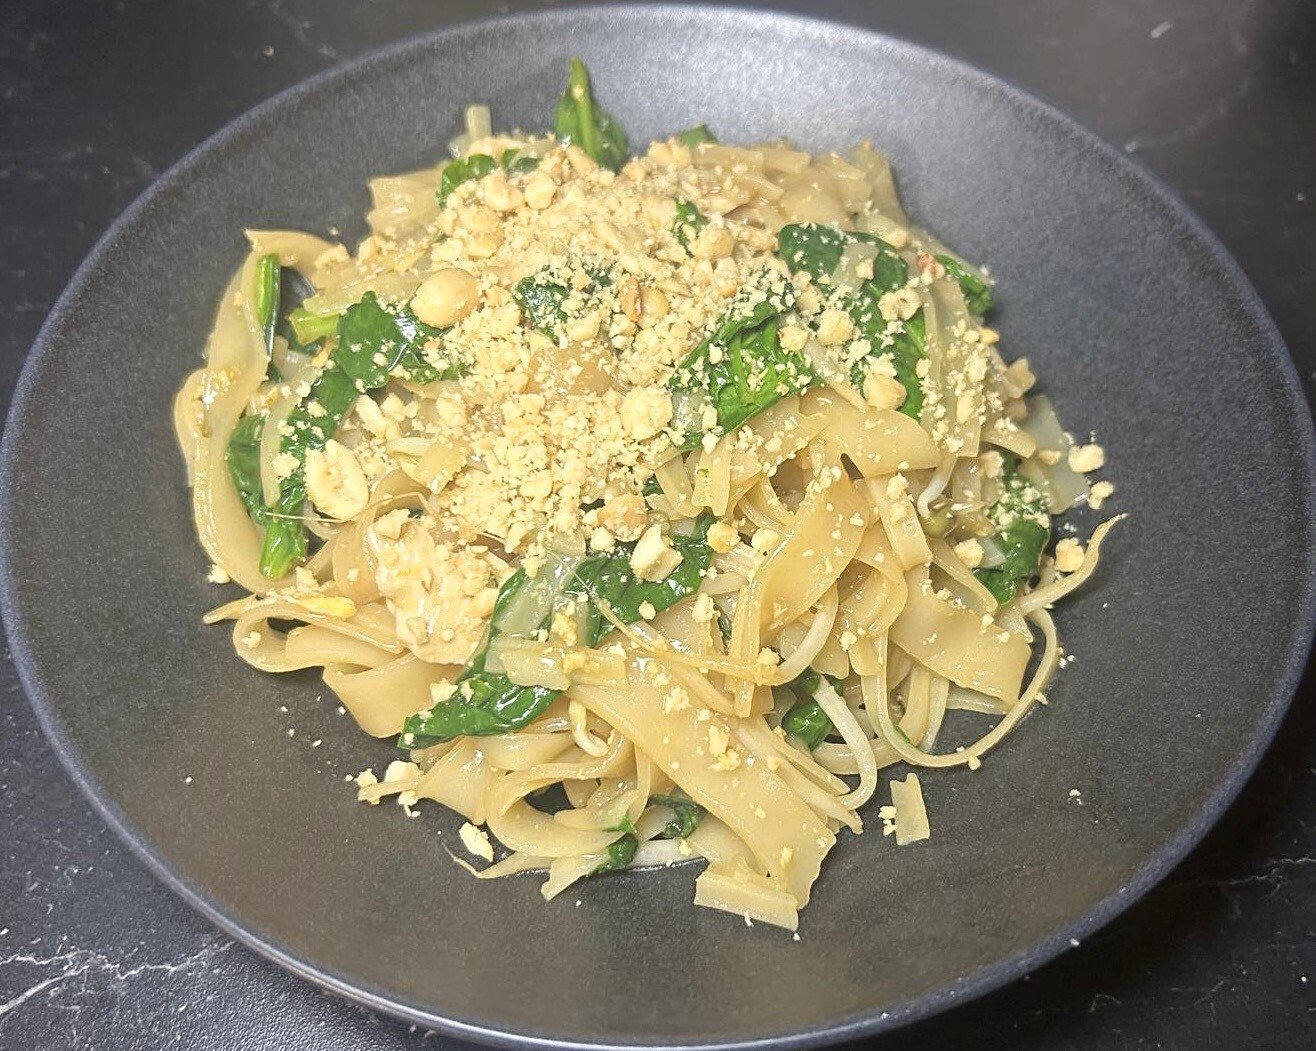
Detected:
left=3, top=7, right=1314, bottom=1048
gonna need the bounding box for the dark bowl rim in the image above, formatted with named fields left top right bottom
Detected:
left=3, top=4, right=1315, bottom=1048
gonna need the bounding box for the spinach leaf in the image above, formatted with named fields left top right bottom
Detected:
left=258, top=292, right=462, bottom=578
left=777, top=222, right=926, bottom=419
left=781, top=700, right=832, bottom=751
left=553, top=58, right=628, bottom=171
left=438, top=153, right=496, bottom=207
left=672, top=198, right=707, bottom=249
left=499, top=147, right=539, bottom=175
left=590, top=834, right=638, bottom=876
left=651, top=793, right=702, bottom=839
left=974, top=457, right=1050, bottom=604
left=254, top=253, right=281, bottom=354
left=936, top=254, right=992, bottom=316
left=400, top=514, right=716, bottom=747
left=777, top=223, right=907, bottom=294
left=675, top=123, right=716, bottom=148
left=666, top=271, right=811, bottom=450
left=225, top=413, right=269, bottom=527
left=779, top=668, right=845, bottom=750
left=513, top=263, right=611, bottom=342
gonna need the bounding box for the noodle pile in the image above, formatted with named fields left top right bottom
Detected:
left=173, top=64, right=1119, bottom=930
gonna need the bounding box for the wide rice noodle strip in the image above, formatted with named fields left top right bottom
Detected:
left=734, top=716, right=850, bottom=796
left=875, top=607, right=1061, bottom=768
left=187, top=254, right=272, bottom=591
left=812, top=681, right=879, bottom=809
left=485, top=739, right=634, bottom=859
left=758, top=467, right=868, bottom=631
left=487, top=734, right=631, bottom=817
left=417, top=740, right=493, bottom=822
left=732, top=721, right=861, bottom=832
left=325, top=652, right=455, bottom=737
left=801, top=390, right=940, bottom=478
left=694, top=863, right=800, bottom=931
left=1017, top=516, right=1124, bottom=615
left=686, top=814, right=756, bottom=867
left=864, top=478, right=931, bottom=570
left=229, top=599, right=400, bottom=673
left=889, top=566, right=1029, bottom=702
left=173, top=370, right=206, bottom=483
left=849, top=143, right=910, bottom=226
left=928, top=536, right=998, bottom=613
left=284, top=624, right=394, bottom=670
left=479, top=732, right=575, bottom=772
left=726, top=397, right=828, bottom=506
left=361, top=739, right=493, bottom=823
left=838, top=564, right=905, bottom=646
left=573, top=657, right=835, bottom=905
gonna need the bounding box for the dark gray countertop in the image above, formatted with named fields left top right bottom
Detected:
left=1, top=1, right=1313, bottom=1047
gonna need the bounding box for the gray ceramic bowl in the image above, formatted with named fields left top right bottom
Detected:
left=3, top=6, right=1314, bottom=1048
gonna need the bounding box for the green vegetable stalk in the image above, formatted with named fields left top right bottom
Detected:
left=254, top=254, right=281, bottom=354
left=553, top=58, right=628, bottom=171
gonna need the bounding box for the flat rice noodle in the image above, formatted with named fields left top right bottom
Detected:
left=758, top=467, right=868, bottom=631
left=888, top=566, right=1029, bottom=702
left=801, top=389, right=940, bottom=478
left=574, top=656, right=835, bottom=905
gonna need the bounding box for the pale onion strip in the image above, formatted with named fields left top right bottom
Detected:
left=456, top=851, right=548, bottom=880
left=691, top=433, right=734, bottom=516
left=632, top=839, right=687, bottom=867
left=541, top=855, right=604, bottom=900
left=811, top=680, right=879, bottom=809
left=1016, top=516, right=1125, bottom=615
left=923, top=674, right=951, bottom=749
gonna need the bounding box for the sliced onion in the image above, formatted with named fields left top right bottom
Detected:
left=1018, top=395, right=1089, bottom=513
left=492, top=553, right=583, bottom=638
